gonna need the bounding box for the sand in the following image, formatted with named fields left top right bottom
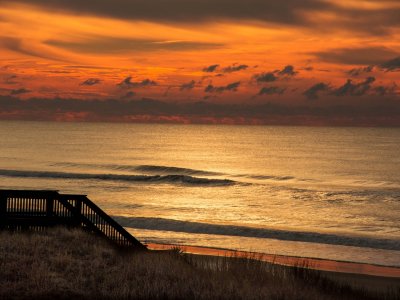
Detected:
left=147, top=242, right=400, bottom=293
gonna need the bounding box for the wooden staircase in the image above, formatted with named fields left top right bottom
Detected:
left=0, top=190, right=147, bottom=250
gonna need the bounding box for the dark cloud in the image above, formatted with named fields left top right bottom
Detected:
left=10, top=88, right=31, bottom=95
left=203, top=64, right=219, bottom=72
left=1, top=94, right=399, bottom=126
left=3, top=0, right=332, bottom=25
left=303, top=82, right=330, bottom=100
left=203, top=95, right=219, bottom=100
left=179, top=80, right=196, bottom=91
left=258, top=86, right=285, bottom=96
left=253, top=72, right=277, bottom=83
left=347, top=66, right=374, bottom=77
left=222, top=64, right=248, bottom=73
left=46, top=38, right=222, bottom=53
left=333, top=77, right=375, bottom=97
left=205, top=81, right=240, bottom=93
left=373, top=84, right=398, bottom=96
left=117, top=76, right=135, bottom=88
left=311, top=47, right=399, bottom=65
left=80, top=78, right=101, bottom=86
left=2, top=0, right=400, bottom=35
left=253, top=65, right=297, bottom=83
left=117, top=76, right=157, bottom=89
left=278, top=65, right=297, bottom=76
left=380, top=57, right=400, bottom=71
left=0, top=36, right=67, bottom=61
left=163, top=86, right=173, bottom=97
left=332, top=6, right=400, bottom=36
left=121, top=91, right=136, bottom=99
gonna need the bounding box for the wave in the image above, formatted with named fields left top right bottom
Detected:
left=0, top=169, right=235, bottom=186
left=52, top=162, right=302, bottom=183
left=247, top=175, right=295, bottom=181
left=114, top=216, right=400, bottom=251
left=52, top=162, right=221, bottom=176
left=133, top=165, right=221, bottom=176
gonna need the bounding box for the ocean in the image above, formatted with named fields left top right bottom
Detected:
left=0, top=121, right=399, bottom=266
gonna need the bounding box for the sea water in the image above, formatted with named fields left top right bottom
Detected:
left=0, top=121, right=399, bottom=266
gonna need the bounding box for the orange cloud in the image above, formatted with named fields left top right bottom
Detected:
left=0, top=1, right=399, bottom=125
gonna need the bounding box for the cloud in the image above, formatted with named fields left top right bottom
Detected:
left=117, top=76, right=157, bottom=89
left=46, top=38, right=222, bottom=53
left=311, top=47, right=400, bottom=65
left=253, top=72, right=277, bottom=83
left=3, top=0, right=400, bottom=35
left=333, top=77, right=375, bottom=97
left=203, top=64, right=219, bottom=72
left=3, top=0, right=332, bottom=25
left=1, top=94, right=399, bottom=126
left=10, top=88, right=31, bottom=95
left=179, top=80, right=196, bottom=91
left=332, top=6, right=400, bottom=36
left=80, top=78, right=101, bottom=86
left=0, top=36, right=67, bottom=62
left=347, top=66, right=374, bottom=77
left=303, top=82, right=330, bottom=100
left=253, top=65, right=297, bottom=83
left=373, top=83, right=398, bottom=96
left=222, top=64, right=248, bottom=73
left=3, top=74, right=18, bottom=85
left=121, top=91, right=136, bottom=99
left=204, top=81, right=240, bottom=93
left=258, top=86, right=285, bottom=96
left=380, top=57, right=400, bottom=71
left=278, top=65, right=297, bottom=76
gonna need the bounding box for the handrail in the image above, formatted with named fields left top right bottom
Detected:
left=59, top=194, right=146, bottom=249
left=0, top=190, right=147, bottom=251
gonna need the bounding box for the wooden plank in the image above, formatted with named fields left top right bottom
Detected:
left=46, top=196, right=54, bottom=218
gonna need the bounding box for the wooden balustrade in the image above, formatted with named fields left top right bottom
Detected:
left=0, top=190, right=147, bottom=250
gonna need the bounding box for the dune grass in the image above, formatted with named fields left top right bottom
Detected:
left=0, top=228, right=398, bottom=300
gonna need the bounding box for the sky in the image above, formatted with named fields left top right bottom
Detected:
left=0, top=0, right=399, bottom=126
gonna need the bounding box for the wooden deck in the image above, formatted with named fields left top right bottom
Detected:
left=0, top=190, right=147, bottom=250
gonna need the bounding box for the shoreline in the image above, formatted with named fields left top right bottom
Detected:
left=147, top=243, right=400, bottom=278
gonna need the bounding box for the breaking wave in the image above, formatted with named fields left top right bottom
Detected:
left=0, top=169, right=235, bottom=186
left=114, top=216, right=400, bottom=251
left=133, top=165, right=221, bottom=176
left=52, top=162, right=221, bottom=176
left=52, top=162, right=303, bottom=183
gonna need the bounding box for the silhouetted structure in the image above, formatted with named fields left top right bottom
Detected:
left=0, top=190, right=147, bottom=250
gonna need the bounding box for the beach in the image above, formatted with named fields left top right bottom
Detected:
left=1, top=227, right=399, bottom=300
left=148, top=243, right=400, bottom=278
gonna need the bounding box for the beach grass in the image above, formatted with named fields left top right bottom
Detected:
left=0, top=227, right=399, bottom=300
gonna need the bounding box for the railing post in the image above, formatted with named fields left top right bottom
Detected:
left=46, top=196, right=54, bottom=218
left=74, top=197, right=82, bottom=227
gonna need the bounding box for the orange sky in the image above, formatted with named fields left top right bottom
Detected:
left=0, top=1, right=399, bottom=125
